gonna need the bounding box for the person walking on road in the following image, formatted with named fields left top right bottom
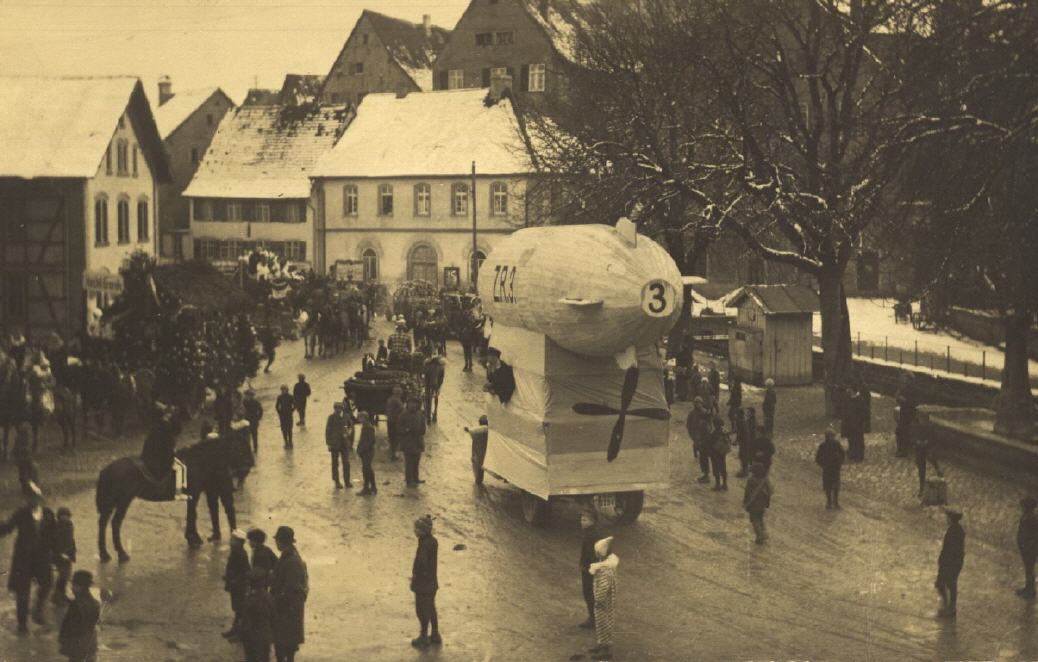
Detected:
left=292, top=375, right=311, bottom=428
left=815, top=429, right=845, bottom=509
left=271, top=526, right=308, bottom=662
left=743, top=462, right=772, bottom=545
left=1017, top=497, right=1038, bottom=599
left=578, top=509, right=602, bottom=629
left=52, top=506, right=76, bottom=604
left=410, top=515, right=441, bottom=649
left=709, top=417, right=731, bottom=491
left=762, top=379, right=777, bottom=435
left=399, top=397, right=427, bottom=487
left=275, top=386, right=294, bottom=449
left=914, top=432, right=941, bottom=498
left=260, top=327, right=278, bottom=374
left=935, top=507, right=965, bottom=618
left=325, top=403, right=351, bottom=489
left=589, top=536, right=619, bottom=661
left=240, top=567, right=275, bottom=662
left=0, top=481, right=56, bottom=633
left=243, top=389, right=263, bottom=454
left=57, top=570, right=100, bottom=662
left=356, top=412, right=377, bottom=495
left=223, top=529, right=250, bottom=641
left=386, top=385, right=404, bottom=461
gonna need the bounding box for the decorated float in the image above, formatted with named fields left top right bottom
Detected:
left=476, top=218, right=683, bottom=525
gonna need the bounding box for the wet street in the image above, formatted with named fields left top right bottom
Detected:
left=2, top=326, right=1038, bottom=662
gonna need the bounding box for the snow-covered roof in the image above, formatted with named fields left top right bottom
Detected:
left=730, top=284, right=820, bottom=315
left=154, top=87, right=229, bottom=139
left=0, top=75, right=171, bottom=180
left=364, top=10, right=449, bottom=92
left=520, top=0, right=581, bottom=63
left=183, top=103, right=351, bottom=199
left=314, top=89, right=533, bottom=178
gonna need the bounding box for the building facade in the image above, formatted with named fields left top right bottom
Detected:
left=0, top=77, right=171, bottom=338
left=183, top=103, right=352, bottom=270
left=153, top=79, right=234, bottom=261
left=432, top=0, right=575, bottom=96
left=312, top=88, right=535, bottom=290
left=318, top=10, right=450, bottom=105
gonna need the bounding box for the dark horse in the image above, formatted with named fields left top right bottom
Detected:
left=95, top=435, right=245, bottom=563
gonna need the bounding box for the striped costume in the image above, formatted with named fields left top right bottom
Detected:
left=591, top=553, right=619, bottom=647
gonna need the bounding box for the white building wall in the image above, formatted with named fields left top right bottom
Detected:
left=188, top=198, right=315, bottom=265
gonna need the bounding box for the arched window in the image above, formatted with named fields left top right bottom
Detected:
left=414, top=182, right=431, bottom=216
left=137, top=198, right=149, bottom=242
left=94, top=195, right=109, bottom=245
left=470, top=249, right=487, bottom=286
left=343, top=184, right=358, bottom=216
left=117, top=198, right=130, bottom=244
left=408, top=244, right=438, bottom=284
left=451, top=182, right=469, bottom=216
left=490, top=182, right=508, bottom=216
left=378, top=183, right=393, bottom=216
left=362, top=248, right=378, bottom=282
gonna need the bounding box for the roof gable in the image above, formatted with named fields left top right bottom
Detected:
left=517, top=0, right=581, bottom=62
left=729, top=284, right=820, bottom=315
left=154, top=87, right=233, bottom=140
left=0, top=76, right=171, bottom=181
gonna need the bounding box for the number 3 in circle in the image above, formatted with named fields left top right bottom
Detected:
left=641, top=280, right=674, bottom=317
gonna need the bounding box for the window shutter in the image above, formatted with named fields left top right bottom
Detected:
left=520, top=64, right=529, bottom=92
left=438, top=70, right=448, bottom=90
left=481, top=68, right=491, bottom=88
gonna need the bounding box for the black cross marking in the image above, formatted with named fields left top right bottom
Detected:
left=572, top=366, right=670, bottom=462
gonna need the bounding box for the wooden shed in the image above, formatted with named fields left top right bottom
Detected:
left=727, top=284, right=819, bottom=386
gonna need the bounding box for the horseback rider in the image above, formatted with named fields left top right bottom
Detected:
left=140, top=402, right=185, bottom=499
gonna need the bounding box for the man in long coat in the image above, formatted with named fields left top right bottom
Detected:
left=410, top=515, right=440, bottom=649
left=271, top=526, right=308, bottom=662
left=815, top=429, right=846, bottom=509
left=325, top=403, right=350, bottom=488
left=936, top=507, right=965, bottom=618
left=398, top=398, right=427, bottom=486
left=0, top=482, right=56, bottom=633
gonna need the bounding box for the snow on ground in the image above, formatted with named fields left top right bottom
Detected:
left=812, top=297, right=1038, bottom=379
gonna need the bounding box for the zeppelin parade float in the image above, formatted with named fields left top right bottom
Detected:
left=477, top=218, right=683, bottom=525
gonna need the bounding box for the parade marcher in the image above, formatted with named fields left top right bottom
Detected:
left=707, top=363, right=721, bottom=402
left=743, top=462, right=772, bottom=545
left=814, top=430, right=845, bottom=509
left=578, top=508, right=602, bottom=629
left=484, top=348, right=516, bottom=404
left=356, top=412, right=377, bottom=495
left=935, top=507, right=965, bottom=618
left=386, top=385, right=404, bottom=461
left=914, top=431, right=941, bottom=498
left=271, top=526, right=308, bottom=662
left=325, top=403, right=351, bottom=489
left=260, top=327, right=278, bottom=374
left=762, top=378, right=777, bottom=435
left=58, top=570, right=100, bottom=662
left=1017, top=497, right=1038, bottom=599
left=423, top=352, right=446, bottom=424
left=895, top=373, right=917, bottom=458
left=275, top=386, right=294, bottom=449
left=292, top=375, right=311, bottom=428
left=248, top=529, right=279, bottom=581
left=727, top=373, right=743, bottom=433
left=841, top=385, right=867, bottom=463
left=589, top=536, right=619, bottom=661
left=241, top=568, right=275, bottom=662
left=52, top=506, right=77, bottom=604
left=709, top=417, right=731, bottom=491
left=243, top=389, right=264, bottom=454
left=223, top=529, right=251, bottom=641
left=410, top=515, right=441, bottom=649
left=399, top=397, right=427, bottom=487
left=686, top=398, right=711, bottom=484
left=0, top=481, right=56, bottom=633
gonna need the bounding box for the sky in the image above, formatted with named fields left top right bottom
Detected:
left=0, top=0, right=471, bottom=104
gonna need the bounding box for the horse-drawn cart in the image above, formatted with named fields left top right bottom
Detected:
left=343, top=367, right=421, bottom=423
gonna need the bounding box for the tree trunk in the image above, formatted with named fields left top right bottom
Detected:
left=818, top=268, right=855, bottom=416
left=994, top=309, right=1035, bottom=439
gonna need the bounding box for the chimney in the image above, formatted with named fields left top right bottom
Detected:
left=422, top=14, right=432, bottom=38
left=489, top=74, right=512, bottom=102
left=396, top=86, right=409, bottom=99
left=158, top=75, right=173, bottom=106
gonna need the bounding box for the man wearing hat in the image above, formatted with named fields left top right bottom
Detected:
left=243, top=389, right=264, bottom=454
left=1017, top=497, right=1038, bottom=599
left=271, top=526, right=308, bottom=662
left=0, top=481, right=56, bottom=634
left=275, top=386, right=295, bottom=449
left=325, top=402, right=351, bottom=488
left=58, top=570, right=100, bottom=662
left=292, top=374, right=311, bottom=428
left=223, top=529, right=251, bottom=641
left=936, top=506, right=965, bottom=617
left=399, top=396, right=428, bottom=487
left=410, top=515, right=441, bottom=648
left=484, top=348, right=516, bottom=404
left=814, top=429, right=846, bottom=509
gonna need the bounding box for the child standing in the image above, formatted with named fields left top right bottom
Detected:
left=240, top=567, right=275, bottom=662
left=589, top=536, right=619, bottom=661
left=58, top=570, right=100, bottom=662
left=223, top=529, right=251, bottom=641
left=52, top=506, right=76, bottom=604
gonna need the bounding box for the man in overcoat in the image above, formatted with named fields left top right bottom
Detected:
left=271, top=526, right=308, bottom=662
left=0, top=481, right=56, bottom=633
left=815, top=429, right=845, bottom=508
left=410, top=515, right=441, bottom=649
left=936, top=507, right=965, bottom=618
left=399, top=397, right=427, bottom=486
left=325, top=403, right=351, bottom=488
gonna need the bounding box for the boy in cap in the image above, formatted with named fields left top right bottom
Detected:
left=936, top=507, right=965, bottom=617
left=52, top=506, right=77, bottom=604
left=240, top=567, right=275, bottom=662
left=223, top=529, right=251, bottom=641
left=410, top=515, right=441, bottom=648
left=58, top=570, right=100, bottom=662
left=271, top=526, right=308, bottom=662
left=1017, top=497, right=1038, bottom=599
left=356, top=411, right=378, bottom=495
